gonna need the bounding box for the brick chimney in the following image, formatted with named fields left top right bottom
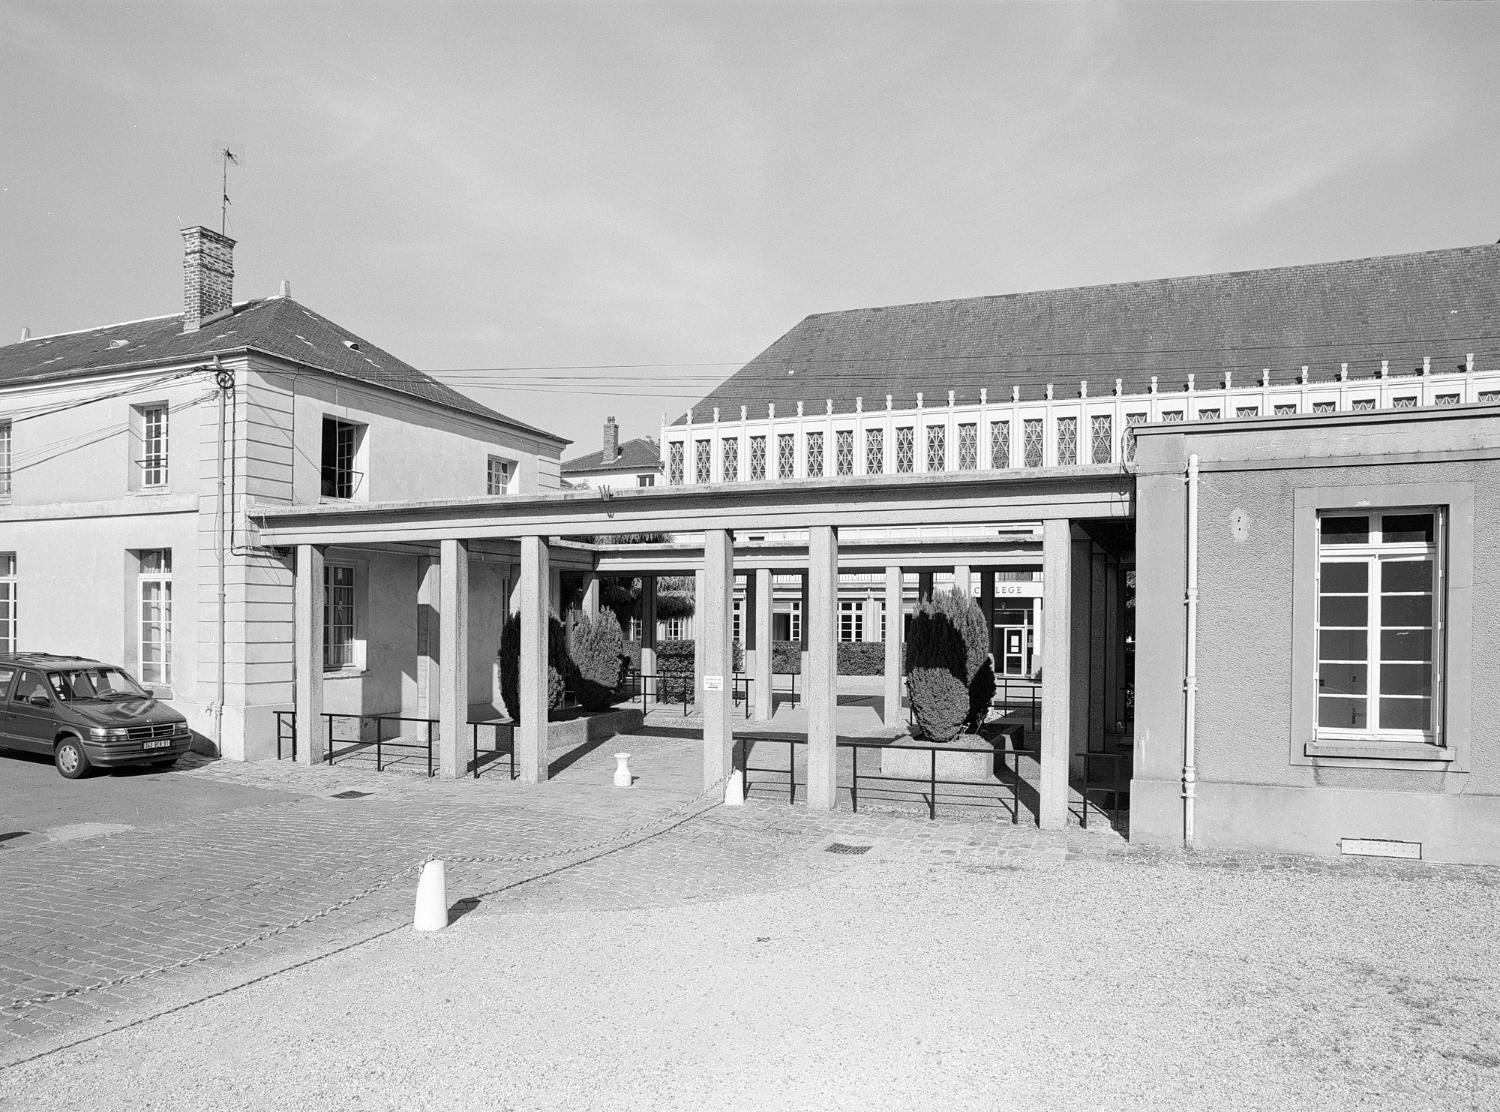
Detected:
left=180, top=226, right=236, bottom=333
left=603, top=416, right=619, bottom=463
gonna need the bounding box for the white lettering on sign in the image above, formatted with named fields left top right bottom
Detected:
left=1340, top=838, right=1421, bottom=860
left=704, top=675, right=724, bottom=691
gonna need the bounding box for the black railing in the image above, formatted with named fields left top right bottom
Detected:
left=1080, top=750, right=1131, bottom=829
left=737, top=729, right=1035, bottom=822
left=275, top=709, right=297, bottom=760
left=471, top=721, right=516, bottom=780
left=275, top=710, right=516, bottom=780
left=623, top=670, right=754, bottom=719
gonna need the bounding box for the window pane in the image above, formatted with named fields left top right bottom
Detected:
left=1381, top=663, right=1432, bottom=698
left=1382, top=514, right=1434, bottom=544
left=1382, top=560, right=1432, bottom=593
left=1381, top=595, right=1432, bottom=628
left=1319, top=562, right=1367, bottom=593
left=1318, top=664, right=1367, bottom=696
left=1319, top=696, right=1367, bottom=729
left=1319, top=629, right=1367, bottom=661
left=1319, top=595, right=1367, bottom=627
left=1381, top=628, right=1432, bottom=661
left=1379, top=697, right=1431, bottom=731
left=1320, top=516, right=1369, bottom=545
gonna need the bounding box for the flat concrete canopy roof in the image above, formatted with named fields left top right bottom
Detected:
left=253, top=467, right=1134, bottom=546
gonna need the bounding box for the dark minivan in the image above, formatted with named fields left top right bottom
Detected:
left=0, top=653, right=192, bottom=778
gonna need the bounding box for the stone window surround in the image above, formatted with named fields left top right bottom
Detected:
left=1289, top=481, right=1473, bottom=772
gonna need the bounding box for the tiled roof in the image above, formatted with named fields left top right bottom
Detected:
left=677, top=244, right=1500, bottom=424
left=562, top=436, right=661, bottom=474
left=0, top=297, right=566, bottom=443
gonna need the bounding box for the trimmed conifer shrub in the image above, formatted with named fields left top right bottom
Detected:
left=905, top=587, right=991, bottom=742
left=498, top=610, right=567, bottom=721
left=571, top=611, right=627, bottom=711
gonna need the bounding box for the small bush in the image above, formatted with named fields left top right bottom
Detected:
left=498, top=610, right=567, bottom=721
left=905, top=587, right=990, bottom=742
left=772, top=640, right=802, bottom=674
left=570, top=611, right=627, bottom=711
left=837, top=641, right=885, bottom=675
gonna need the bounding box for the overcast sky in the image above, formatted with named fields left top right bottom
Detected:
left=2, top=2, right=1497, bottom=455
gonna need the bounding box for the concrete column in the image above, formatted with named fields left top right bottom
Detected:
left=693, top=568, right=706, bottom=699
left=580, top=571, right=600, bottom=617
left=415, top=555, right=440, bottom=719
left=953, top=564, right=972, bottom=597
left=549, top=566, right=563, bottom=619
left=917, top=571, right=934, bottom=603
left=753, top=566, right=773, bottom=720
left=701, top=529, right=735, bottom=788
left=1039, top=520, right=1074, bottom=828
left=639, top=575, right=657, bottom=682
left=862, top=595, right=881, bottom=643
left=807, top=526, right=839, bottom=810
left=1070, top=533, right=1092, bottom=773
left=883, top=565, right=904, bottom=728
left=507, top=565, right=522, bottom=613
left=293, top=543, right=326, bottom=766
left=438, top=538, right=470, bottom=779
left=1105, top=559, right=1126, bottom=728
left=798, top=570, right=810, bottom=677
left=518, top=535, right=551, bottom=783
left=1089, top=548, right=1108, bottom=750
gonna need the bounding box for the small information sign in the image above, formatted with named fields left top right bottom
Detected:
left=704, top=675, right=725, bottom=691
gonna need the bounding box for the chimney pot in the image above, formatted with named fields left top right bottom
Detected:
left=18, top=326, right=30, bottom=342
left=181, top=226, right=236, bottom=333
left=279, top=279, right=291, bottom=298
left=603, top=416, right=619, bottom=463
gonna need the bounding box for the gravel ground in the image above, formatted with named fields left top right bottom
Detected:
left=1, top=838, right=1495, bottom=1111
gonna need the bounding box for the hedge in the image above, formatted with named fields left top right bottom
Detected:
left=497, top=610, right=568, bottom=721
left=905, top=587, right=990, bottom=742
left=570, top=611, right=627, bottom=711
left=836, top=641, right=884, bottom=675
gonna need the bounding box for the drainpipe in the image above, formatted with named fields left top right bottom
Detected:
left=213, top=358, right=234, bottom=753
left=1183, top=453, right=1200, bottom=847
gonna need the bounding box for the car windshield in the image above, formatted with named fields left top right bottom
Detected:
left=49, top=668, right=149, bottom=702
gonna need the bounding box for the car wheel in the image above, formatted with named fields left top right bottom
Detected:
left=55, top=737, right=92, bottom=779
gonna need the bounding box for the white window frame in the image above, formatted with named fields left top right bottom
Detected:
left=140, top=404, right=169, bottom=488
left=138, top=549, right=172, bottom=687
left=487, top=455, right=514, bottom=495
left=324, top=563, right=358, bottom=671
left=1315, top=510, right=1442, bottom=745
left=0, top=553, right=14, bottom=653
left=0, top=421, right=11, bottom=498
left=321, top=417, right=367, bottom=500
left=838, top=600, right=864, bottom=643
left=1292, top=484, right=1472, bottom=770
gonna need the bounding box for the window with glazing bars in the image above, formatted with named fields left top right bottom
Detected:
left=1022, top=419, right=1044, bottom=467
left=750, top=436, right=767, bottom=480
left=836, top=430, right=854, bottom=475
left=778, top=434, right=795, bottom=479
left=1123, top=413, right=1145, bottom=462
left=895, top=427, right=914, bottom=473
left=1090, top=415, right=1112, bottom=464
left=486, top=456, right=512, bottom=495
left=321, top=417, right=362, bottom=498
left=0, top=422, right=10, bottom=498
left=1316, top=510, right=1442, bottom=740
left=695, top=440, right=711, bottom=483
left=957, top=424, right=977, bottom=470
left=866, top=429, right=885, bottom=474
left=806, top=432, right=824, bottom=478
left=721, top=437, right=738, bottom=482
left=668, top=442, right=684, bottom=485
left=139, top=550, right=172, bottom=686
left=0, top=553, right=15, bottom=654
left=926, top=426, right=946, bottom=471
left=991, top=421, right=1010, bottom=469
left=140, top=404, right=169, bottom=487
left=324, top=565, right=356, bottom=670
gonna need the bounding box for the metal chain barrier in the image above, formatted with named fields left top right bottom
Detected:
left=3, top=775, right=729, bottom=1016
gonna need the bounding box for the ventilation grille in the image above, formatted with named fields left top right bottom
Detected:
left=825, top=843, right=872, bottom=856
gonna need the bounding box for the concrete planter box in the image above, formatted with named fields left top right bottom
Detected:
left=545, top=706, right=644, bottom=752
left=878, top=723, right=1026, bottom=782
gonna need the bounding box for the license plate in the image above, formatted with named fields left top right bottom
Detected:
left=142, top=739, right=172, bottom=750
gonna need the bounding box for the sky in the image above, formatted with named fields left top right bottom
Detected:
left=2, top=1, right=1498, bottom=456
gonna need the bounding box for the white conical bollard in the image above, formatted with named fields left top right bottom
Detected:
left=724, top=769, right=745, bottom=806
left=413, top=860, right=448, bottom=932
left=613, top=752, right=633, bottom=787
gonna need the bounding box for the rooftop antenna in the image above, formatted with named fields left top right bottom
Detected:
left=214, top=142, right=241, bottom=234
